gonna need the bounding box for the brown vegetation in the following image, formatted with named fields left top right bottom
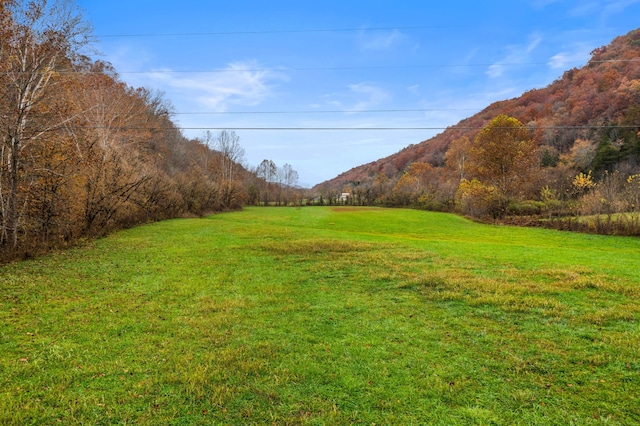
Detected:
left=313, top=28, right=640, bottom=235
left=0, top=0, right=301, bottom=262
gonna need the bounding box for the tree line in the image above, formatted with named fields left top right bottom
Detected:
left=313, top=29, right=640, bottom=235
left=314, top=114, right=640, bottom=235
left=0, top=0, right=300, bottom=261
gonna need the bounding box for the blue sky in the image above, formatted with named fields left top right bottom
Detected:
left=76, top=0, right=640, bottom=186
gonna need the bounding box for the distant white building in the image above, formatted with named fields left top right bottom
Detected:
left=339, top=192, right=350, bottom=203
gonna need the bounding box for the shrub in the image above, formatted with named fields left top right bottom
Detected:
left=507, top=200, right=545, bottom=216
left=455, top=179, right=505, bottom=218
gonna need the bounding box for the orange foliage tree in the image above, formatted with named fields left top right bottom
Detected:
left=467, top=115, right=539, bottom=200
left=0, top=1, right=269, bottom=261
left=392, top=162, right=441, bottom=207
left=0, top=0, right=91, bottom=249
left=444, top=136, right=471, bottom=181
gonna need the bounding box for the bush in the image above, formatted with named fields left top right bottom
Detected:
left=455, top=179, right=506, bottom=219
left=507, top=200, right=545, bottom=216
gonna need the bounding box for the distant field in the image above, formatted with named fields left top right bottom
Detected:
left=1, top=207, right=639, bottom=425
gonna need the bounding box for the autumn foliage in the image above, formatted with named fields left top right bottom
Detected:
left=0, top=0, right=298, bottom=261
left=315, top=27, right=640, bottom=234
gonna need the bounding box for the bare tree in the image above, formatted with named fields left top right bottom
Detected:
left=208, top=130, right=245, bottom=185
left=444, top=136, right=470, bottom=181
left=0, top=0, right=91, bottom=248
left=256, top=159, right=276, bottom=205
left=202, top=130, right=245, bottom=208
left=281, top=163, right=299, bottom=205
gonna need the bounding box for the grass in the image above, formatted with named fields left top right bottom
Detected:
left=1, top=206, right=639, bottom=425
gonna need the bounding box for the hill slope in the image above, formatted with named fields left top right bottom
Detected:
left=315, top=28, right=640, bottom=191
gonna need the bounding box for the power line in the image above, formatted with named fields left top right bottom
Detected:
left=177, top=125, right=640, bottom=130
left=59, top=125, right=640, bottom=131
left=124, top=58, right=638, bottom=74
left=0, top=64, right=495, bottom=76
left=63, top=58, right=640, bottom=75
left=170, top=109, right=480, bottom=115
left=114, top=63, right=540, bottom=74
left=0, top=63, right=540, bottom=76
left=2, top=59, right=636, bottom=76
left=178, top=127, right=447, bottom=130
left=95, top=25, right=455, bottom=38
left=0, top=63, right=539, bottom=75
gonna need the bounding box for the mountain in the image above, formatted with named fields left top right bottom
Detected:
left=314, top=28, right=640, bottom=192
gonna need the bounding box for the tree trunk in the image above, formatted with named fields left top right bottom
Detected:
left=4, top=135, right=20, bottom=248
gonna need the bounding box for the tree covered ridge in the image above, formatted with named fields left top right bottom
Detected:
left=0, top=0, right=295, bottom=262
left=320, top=28, right=640, bottom=183
left=313, top=28, right=640, bottom=230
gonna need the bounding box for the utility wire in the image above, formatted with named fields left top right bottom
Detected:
left=120, top=58, right=640, bottom=74
left=58, top=125, right=640, bottom=131
left=114, top=63, right=541, bottom=74
left=95, top=25, right=455, bottom=38
left=0, top=63, right=540, bottom=75
left=6, top=58, right=634, bottom=75
left=170, top=109, right=480, bottom=115
left=107, top=59, right=640, bottom=74
left=1, top=59, right=636, bottom=76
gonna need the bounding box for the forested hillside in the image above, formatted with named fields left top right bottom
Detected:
left=313, top=28, right=640, bottom=229
left=0, top=0, right=298, bottom=261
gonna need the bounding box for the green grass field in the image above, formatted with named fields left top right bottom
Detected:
left=1, top=207, right=639, bottom=425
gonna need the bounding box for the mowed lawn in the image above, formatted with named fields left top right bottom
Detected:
left=1, top=207, right=639, bottom=425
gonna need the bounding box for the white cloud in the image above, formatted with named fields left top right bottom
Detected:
left=407, top=84, right=420, bottom=95
left=548, top=43, right=592, bottom=69
left=358, top=29, right=407, bottom=50
left=321, top=83, right=390, bottom=112
left=146, top=62, right=288, bottom=111
left=99, top=42, right=156, bottom=88
left=486, top=63, right=505, bottom=79
left=486, top=34, right=542, bottom=78
left=570, top=0, right=640, bottom=17
left=602, top=0, right=640, bottom=16
left=530, top=0, right=561, bottom=8
left=348, top=83, right=390, bottom=111
left=569, top=1, right=599, bottom=16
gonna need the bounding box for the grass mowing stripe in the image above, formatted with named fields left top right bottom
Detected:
left=1, top=206, right=638, bottom=424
